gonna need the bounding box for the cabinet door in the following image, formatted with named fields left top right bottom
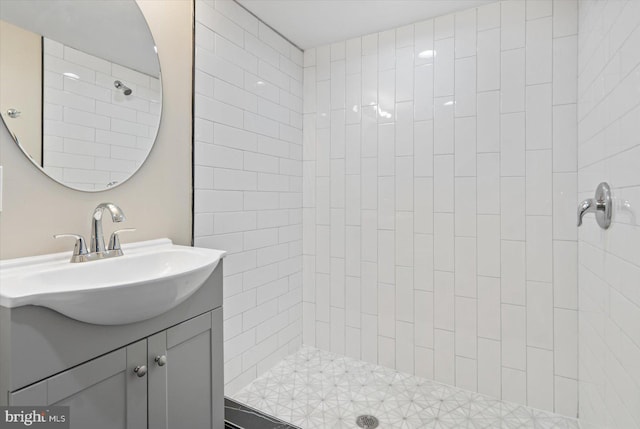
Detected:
left=10, top=339, right=147, bottom=429
left=148, top=308, right=223, bottom=429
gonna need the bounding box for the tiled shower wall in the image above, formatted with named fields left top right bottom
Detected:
left=43, top=38, right=160, bottom=190
left=577, top=0, right=640, bottom=427
left=193, top=0, right=304, bottom=394
left=302, top=0, right=579, bottom=415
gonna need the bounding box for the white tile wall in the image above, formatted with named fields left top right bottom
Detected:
left=193, top=0, right=304, bottom=395
left=577, top=1, right=640, bottom=428
left=42, top=38, right=160, bottom=190
left=302, top=0, right=578, bottom=415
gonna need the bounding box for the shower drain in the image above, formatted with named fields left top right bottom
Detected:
left=356, top=415, right=379, bottom=428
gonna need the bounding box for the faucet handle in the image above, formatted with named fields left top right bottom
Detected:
left=108, top=228, right=136, bottom=251
left=54, top=234, right=89, bottom=262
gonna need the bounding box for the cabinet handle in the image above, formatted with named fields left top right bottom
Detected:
left=134, top=365, right=147, bottom=377
left=154, top=355, right=167, bottom=367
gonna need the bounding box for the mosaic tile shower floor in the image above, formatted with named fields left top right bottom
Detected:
left=230, top=346, right=581, bottom=429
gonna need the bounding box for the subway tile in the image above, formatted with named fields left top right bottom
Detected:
left=414, top=233, right=434, bottom=291
left=455, top=8, right=476, bottom=59
left=478, top=338, right=501, bottom=398
left=477, top=91, right=500, bottom=153
left=454, top=178, right=476, bottom=237
left=527, top=0, right=552, bottom=20
left=477, top=153, right=500, bottom=215
left=501, top=1, right=525, bottom=50
left=526, top=281, right=554, bottom=350
left=396, top=24, right=414, bottom=49
left=501, top=304, right=526, bottom=370
left=526, top=17, right=553, bottom=85
left=395, top=102, right=414, bottom=157
left=500, top=49, right=525, bottom=113
left=377, top=230, right=395, bottom=284
left=455, top=296, right=477, bottom=359
left=198, top=3, right=244, bottom=47
left=415, top=291, right=434, bottom=348
left=346, top=37, right=362, bottom=74
left=434, top=329, right=455, bottom=385
left=216, top=34, right=258, bottom=74
left=395, top=266, right=414, bottom=323
left=527, top=347, right=554, bottom=411
left=477, top=215, right=500, bottom=277
left=554, top=308, right=578, bottom=379
left=378, top=283, right=396, bottom=338
left=378, top=29, right=396, bottom=71
left=434, top=271, right=455, bottom=330
left=434, top=154, right=455, bottom=213
left=500, top=112, right=525, bottom=176
left=502, top=367, right=526, bottom=405
left=525, top=84, right=553, bottom=150
left=501, top=240, right=526, bottom=306
left=454, top=117, right=476, bottom=176
left=414, top=20, right=434, bottom=66
left=414, top=121, right=434, bottom=177
left=396, top=47, right=414, bottom=102
left=214, top=0, right=259, bottom=35
left=345, top=277, right=361, bottom=328
left=477, top=28, right=500, bottom=91
left=330, top=60, right=346, bottom=110
left=396, top=321, right=414, bottom=374
left=526, top=216, right=553, bottom=282
left=345, top=74, right=362, bottom=124
left=434, top=213, right=454, bottom=271
left=525, top=149, right=552, bottom=215
left=435, top=14, right=454, bottom=40
left=555, top=376, right=578, bottom=417
left=553, top=104, right=577, bottom=172
left=553, top=172, right=577, bottom=240
left=378, top=69, right=395, bottom=124
left=553, top=0, right=577, bottom=37
left=402, top=203, right=423, bottom=255
left=553, top=36, right=577, bottom=104
left=434, top=38, right=455, bottom=97
left=553, top=240, right=577, bottom=310
left=414, top=64, right=434, bottom=121
left=478, top=276, right=500, bottom=340
left=477, top=2, right=500, bottom=31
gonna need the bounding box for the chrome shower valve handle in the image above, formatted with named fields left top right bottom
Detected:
left=577, top=182, right=612, bottom=229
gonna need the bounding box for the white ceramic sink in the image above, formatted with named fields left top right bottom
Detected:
left=0, top=239, right=226, bottom=325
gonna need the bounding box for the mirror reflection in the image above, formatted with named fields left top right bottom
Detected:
left=0, top=0, right=162, bottom=191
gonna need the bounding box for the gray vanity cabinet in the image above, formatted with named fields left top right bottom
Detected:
left=9, top=339, right=147, bottom=429
left=148, top=308, right=224, bottom=429
left=7, top=308, right=224, bottom=429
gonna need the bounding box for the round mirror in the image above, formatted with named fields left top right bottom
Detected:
left=0, top=0, right=162, bottom=192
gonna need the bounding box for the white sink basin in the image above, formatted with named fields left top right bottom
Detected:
left=0, top=239, right=226, bottom=325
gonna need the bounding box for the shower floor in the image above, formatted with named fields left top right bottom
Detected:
left=230, top=346, right=580, bottom=429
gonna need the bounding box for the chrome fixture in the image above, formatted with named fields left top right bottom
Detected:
left=52, top=233, right=90, bottom=263
left=54, top=203, right=135, bottom=263
left=6, top=108, right=21, bottom=118
left=91, top=203, right=126, bottom=253
left=114, top=80, right=132, bottom=95
left=577, top=182, right=612, bottom=229
left=154, top=355, right=167, bottom=366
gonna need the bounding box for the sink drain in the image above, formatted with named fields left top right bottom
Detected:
left=356, top=415, right=379, bottom=429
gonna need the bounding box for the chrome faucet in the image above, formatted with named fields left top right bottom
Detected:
left=54, top=203, right=135, bottom=263
left=91, top=202, right=126, bottom=253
